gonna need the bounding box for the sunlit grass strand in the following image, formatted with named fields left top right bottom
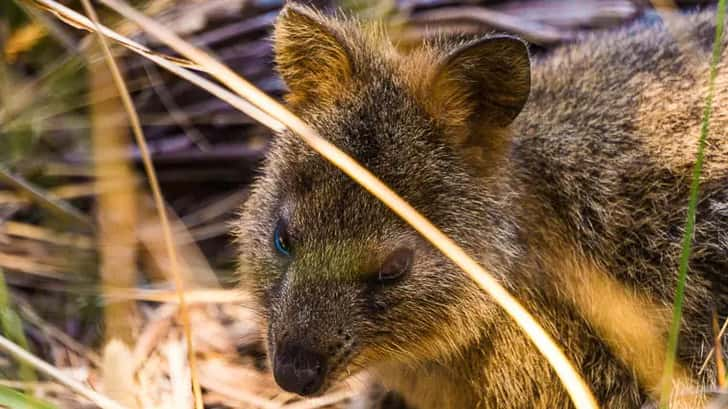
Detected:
left=0, top=384, right=58, bottom=409
left=659, top=1, right=726, bottom=407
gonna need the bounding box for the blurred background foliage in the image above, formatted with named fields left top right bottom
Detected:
left=0, top=0, right=722, bottom=408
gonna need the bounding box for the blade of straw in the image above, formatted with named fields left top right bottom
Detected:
left=27, top=0, right=198, bottom=69
left=0, top=334, right=127, bottom=409
left=23, top=0, right=283, bottom=131
left=77, top=0, right=203, bottom=407
left=0, top=164, right=93, bottom=230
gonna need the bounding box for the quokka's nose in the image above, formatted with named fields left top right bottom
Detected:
left=273, top=343, right=327, bottom=396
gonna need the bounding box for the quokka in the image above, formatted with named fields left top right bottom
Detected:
left=235, top=3, right=728, bottom=408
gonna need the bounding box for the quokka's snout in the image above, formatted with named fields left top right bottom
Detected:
left=271, top=342, right=328, bottom=396
left=264, top=276, right=364, bottom=396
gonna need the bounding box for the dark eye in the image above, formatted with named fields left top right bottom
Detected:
left=273, top=221, right=292, bottom=256
left=378, top=247, right=414, bottom=282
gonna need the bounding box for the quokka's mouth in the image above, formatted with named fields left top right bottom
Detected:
left=272, top=343, right=328, bottom=396
left=270, top=344, right=358, bottom=397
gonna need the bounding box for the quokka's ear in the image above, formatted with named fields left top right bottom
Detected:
left=429, top=35, right=531, bottom=130
left=273, top=3, right=352, bottom=107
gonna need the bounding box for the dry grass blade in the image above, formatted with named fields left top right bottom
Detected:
left=91, top=1, right=599, bottom=408
left=25, top=0, right=599, bottom=407
left=23, top=0, right=284, bottom=132
left=27, top=0, right=198, bottom=70
left=1, top=221, right=94, bottom=249
left=26, top=0, right=285, bottom=131
left=0, top=334, right=127, bottom=409
left=713, top=312, right=726, bottom=389
left=701, top=317, right=728, bottom=375
left=0, top=253, right=65, bottom=279
left=0, top=164, right=93, bottom=230
left=104, top=288, right=251, bottom=304
left=89, top=36, right=140, bottom=346
left=77, top=0, right=203, bottom=407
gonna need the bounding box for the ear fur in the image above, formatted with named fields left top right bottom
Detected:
left=273, top=3, right=353, bottom=107
left=429, top=35, right=531, bottom=130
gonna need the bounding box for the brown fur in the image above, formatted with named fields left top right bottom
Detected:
left=235, top=4, right=727, bottom=408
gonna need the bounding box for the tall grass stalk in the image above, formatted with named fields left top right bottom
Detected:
left=0, top=384, right=58, bottom=409
left=0, top=334, right=127, bottom=409
left=78, top=0, right=203, bottom=407
left=659, top=1, right=726, bottom=406
left=0, top=268, right=36, bottom=382
left=88, top=39, right=140, bottom=348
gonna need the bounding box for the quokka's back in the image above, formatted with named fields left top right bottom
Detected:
left=235, top=4, right=728, bottom=408
left=512, top=8, right=728, bottom=375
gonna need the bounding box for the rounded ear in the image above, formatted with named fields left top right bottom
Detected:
left=429, top=35, right=531, bottom=129
left=273, top=3, right=353, bottom=107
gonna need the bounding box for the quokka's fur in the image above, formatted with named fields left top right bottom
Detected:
left=235, top=4, right=728, bottom=408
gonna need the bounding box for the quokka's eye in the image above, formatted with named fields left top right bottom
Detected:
left=378, top=247, right=414, bottom=282
left=273, top=221, right=292, bottom=256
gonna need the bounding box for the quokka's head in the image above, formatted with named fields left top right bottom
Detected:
left=235, top=2, right=531, bottom=397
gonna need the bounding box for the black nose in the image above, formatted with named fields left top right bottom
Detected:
left=272, top=343, right=327, bottom=396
